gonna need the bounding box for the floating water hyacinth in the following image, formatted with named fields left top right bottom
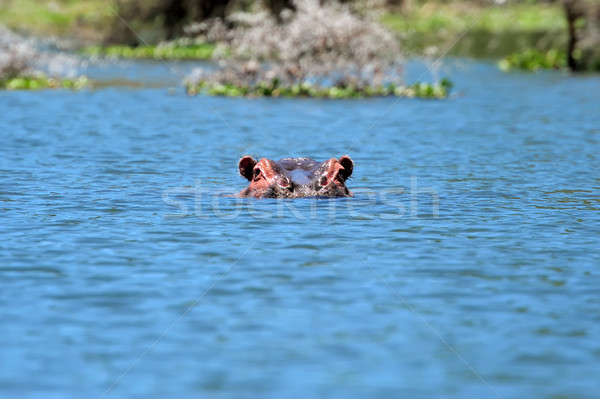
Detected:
left=0, top=25, right=90, bottom=90
left=186, top=73, right=453, bottom=99
left=184, top=0, right=451, bottom=99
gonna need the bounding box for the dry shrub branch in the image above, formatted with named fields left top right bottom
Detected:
left=185, top=0, right=450, bottom=98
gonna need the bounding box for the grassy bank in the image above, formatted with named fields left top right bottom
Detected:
left=382, top=2, right=565, bottom=35
left=381, top=1, right=566, bottom=57
left=0, top=0, right=113, bottom=42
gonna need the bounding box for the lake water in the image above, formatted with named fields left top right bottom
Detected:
left=1, top=59, right=599, bottom=399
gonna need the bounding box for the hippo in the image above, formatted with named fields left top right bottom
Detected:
left=237, top=156, right=354, bottom=198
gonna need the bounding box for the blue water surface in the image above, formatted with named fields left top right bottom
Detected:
left=1, top=59, right=599, bottom=399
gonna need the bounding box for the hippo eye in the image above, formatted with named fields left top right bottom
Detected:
left=252, top=168, right=261, bottom=180
left=277, top=177, right=291, bottom=188
left=319, top=176, right=329, bottom=187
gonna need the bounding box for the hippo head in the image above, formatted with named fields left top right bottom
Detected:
left=237, top=156, right=354, bottom=198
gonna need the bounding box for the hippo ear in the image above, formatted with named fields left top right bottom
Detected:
left=239, top=156, right=257, bottom=180
left=338, top=156, right=353, bottom=180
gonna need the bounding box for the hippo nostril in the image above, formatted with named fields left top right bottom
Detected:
left=319, top=176, right=329, bottom=187
left=278, top=177, right=292, bottom=189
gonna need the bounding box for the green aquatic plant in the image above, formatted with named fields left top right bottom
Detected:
left=186, top=78, right=452, bottom=99
left=1, top=75, right=91, bottom=90
left=499, top=49, right=567, bottom=72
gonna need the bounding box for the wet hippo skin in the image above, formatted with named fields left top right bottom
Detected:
left=237, top=156, right=354, bottom=198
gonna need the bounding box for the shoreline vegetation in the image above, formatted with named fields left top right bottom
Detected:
left=381, top=2, right=566, bottom=57
left=1, top=0, right=599, bottom=93
left=499, top=49, right=567, bottom=72
left=0, top=1, right=567, bottom=56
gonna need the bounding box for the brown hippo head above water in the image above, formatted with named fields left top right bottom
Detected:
left=237, top=156, right=354, bottom=198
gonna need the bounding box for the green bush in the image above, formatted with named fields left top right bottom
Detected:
left=499, top=49, right=567, bottom=72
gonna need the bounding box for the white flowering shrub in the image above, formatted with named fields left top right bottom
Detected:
left=183, top=0, right=451, bottom=98
left=1, top=25, right=88, bottom=89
